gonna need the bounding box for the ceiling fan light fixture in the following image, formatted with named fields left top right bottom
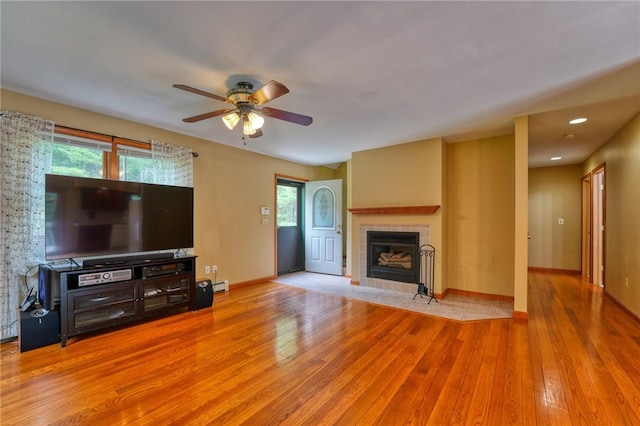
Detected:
left=243, top=117, right=257, bottom=136
left=222, top=112, right=240, bottom=130
left=247, top=112, right=264, bottom=129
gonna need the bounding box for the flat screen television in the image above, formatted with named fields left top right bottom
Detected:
left=44, top=174, right=194, bottom=261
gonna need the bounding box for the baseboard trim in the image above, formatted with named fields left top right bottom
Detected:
left=604, top=291, right=640, bottom=324
left=441, top=287, right=514, bottom=303
left=230, top=275, right=276, bottom=290
left=528, top=266, right=581, bottom=275
left=513, top=311, right=529, bottom=321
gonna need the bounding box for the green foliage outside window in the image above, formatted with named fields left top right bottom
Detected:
left=50, top=140, right=154, bottom=183
left=50, top=144, right=103, bottom=178
left=120, top=156, right=154, bottom=183
left=277, top=185, right=298, bottom=227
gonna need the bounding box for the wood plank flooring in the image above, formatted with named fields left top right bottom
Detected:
left=1, top=272, right=639, bottom=425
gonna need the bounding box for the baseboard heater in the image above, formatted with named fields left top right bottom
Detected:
left=212, top=280, right=229, bottom=293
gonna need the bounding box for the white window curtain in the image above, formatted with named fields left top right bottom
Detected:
left=0, top=110, right=54, bottom=340
left=150, top=139, right=193, bottom=187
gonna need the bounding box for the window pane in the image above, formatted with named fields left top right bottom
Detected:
left=277, top=185, right=298, bottom=227
left=120, top=155, right=154, bottom=183
left=50, top=143, right=104, bottom=178
left=312, top=187, right=335, bottom=228
left=118, top=144, right=153, bottom=183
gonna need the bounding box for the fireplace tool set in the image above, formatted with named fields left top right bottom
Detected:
left=414, top=244, right=437, bottom=304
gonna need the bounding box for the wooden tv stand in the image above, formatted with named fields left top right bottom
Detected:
left=44, top=255, right=197, bottom=347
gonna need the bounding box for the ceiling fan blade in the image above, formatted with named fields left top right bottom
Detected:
left=182, top=109, right=234, bottom=123
left=261, top=107, right=313, bottom=126
left=250, top=80, right=289, bottom=105
left=249, top=129, right=263, bottom=139
left=173, top=84, right=231, bottom=104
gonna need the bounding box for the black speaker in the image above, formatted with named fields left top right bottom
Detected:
left=38, top=265, right=60, bottom=311
left=195, top=279, right=214, bottom=310
left=18, top=308, right=60, bottom=352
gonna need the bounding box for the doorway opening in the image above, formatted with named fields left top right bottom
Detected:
left=276, top=178, right=305, bottom=276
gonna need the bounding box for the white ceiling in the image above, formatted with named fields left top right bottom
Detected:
left=2, top=1, right=639, bottom=168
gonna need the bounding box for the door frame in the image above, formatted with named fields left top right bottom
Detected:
left=581, top=163, right=606, bottom=287
left=592, top=164, right=606, bottom=287
left=581, top=173, right=592, bottom=283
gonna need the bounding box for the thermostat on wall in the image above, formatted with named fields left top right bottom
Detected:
left=260, top=206, right=270, bottom=215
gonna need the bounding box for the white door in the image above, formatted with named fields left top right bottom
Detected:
left=305, top=179, right=343, bottom=275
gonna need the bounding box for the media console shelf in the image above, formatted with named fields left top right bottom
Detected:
left=41, top=255, right=197, bottom=347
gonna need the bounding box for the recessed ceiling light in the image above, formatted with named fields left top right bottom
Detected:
left=569, top=117, right=588, bottom=124
left=551, top=157, right=562, bottom=161
left=564, top=134, right=576, bottom=139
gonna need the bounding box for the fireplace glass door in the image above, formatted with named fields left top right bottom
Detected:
left=367, top=231, right=420, bottom=283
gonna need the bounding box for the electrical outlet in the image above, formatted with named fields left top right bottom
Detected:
left=204, top=265, right=211, bottom=275
left=558, top=218, right=564, bottom=225
left=212, top=265, right=218, bottom=273
left=625, top=277, right=629, bottom=289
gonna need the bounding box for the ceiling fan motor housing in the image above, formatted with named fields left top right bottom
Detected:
left=227, top=81, right=256, bottom=104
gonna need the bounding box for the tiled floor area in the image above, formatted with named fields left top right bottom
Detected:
left=272, top=272, right=513, bottom=321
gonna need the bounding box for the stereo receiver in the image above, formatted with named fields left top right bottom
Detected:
left=78, top=269, right=132, bottom=287
left=142, top=262, right=184, bottom=278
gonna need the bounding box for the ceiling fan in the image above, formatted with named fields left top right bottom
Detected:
left=173, top=80, right=312, bottom=138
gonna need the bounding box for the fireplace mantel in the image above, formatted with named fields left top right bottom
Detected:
left=348, top=205, right=440, bottom=215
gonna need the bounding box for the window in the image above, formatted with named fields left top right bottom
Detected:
left=51, top=134, right=110, bottom=178
left=51, top=127, right=151, bottom=181
left=118, top=145, right=153, bottom=183
left=277, top=183, right=300, bottom=227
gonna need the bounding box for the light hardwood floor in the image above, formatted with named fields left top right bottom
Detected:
left=1, top=272, right=639, bottom=425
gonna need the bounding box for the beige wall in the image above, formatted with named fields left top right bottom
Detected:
left=349, top=138, right=446, bottom=291
left=528, top=165, right=583, bottom=271
left=447, top=134, right=515, bottom=297
left=2, top=89, right=336, bottom=285
left=583, top=112, right=640, bottom=318
left=352, top=139, right=443, bottom=207
left=350, top=134, right=519, bottom=299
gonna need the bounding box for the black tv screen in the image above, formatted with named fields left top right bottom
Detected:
left=45, top=174, right=194, bottom=260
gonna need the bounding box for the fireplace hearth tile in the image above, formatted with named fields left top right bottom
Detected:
left=273, top=272, right=513, bottom=321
